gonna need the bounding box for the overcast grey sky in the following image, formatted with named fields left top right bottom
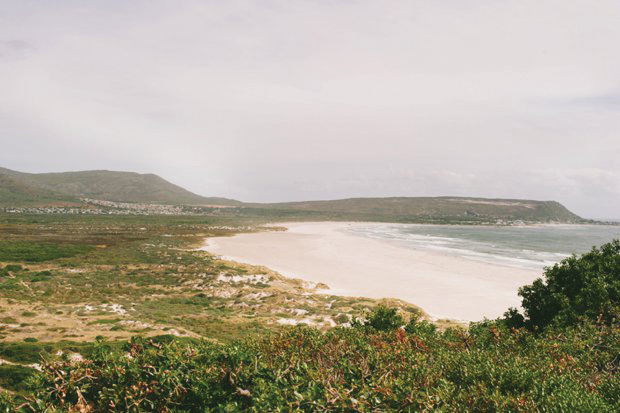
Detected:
left=1, top=1, right=619, bottom=218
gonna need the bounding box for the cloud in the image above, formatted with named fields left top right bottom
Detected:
left=0, top=0, right=619, bottom=218
left=0, top=39, right=35, bottom=59
left=566, top=94, right=620, bottom=109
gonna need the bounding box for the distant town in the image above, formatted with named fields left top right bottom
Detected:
left=1, top=198, right=235, bottom=216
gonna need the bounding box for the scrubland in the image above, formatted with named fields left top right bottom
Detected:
left=0, top=214, right=617, bottom=411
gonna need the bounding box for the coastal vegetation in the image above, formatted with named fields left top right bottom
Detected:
left=0, top=211, right=617, bottom=411
left=503, top=240, right=620, bottom=331
left=0, top=214, right=420, bottom=402
left=18, top=313, right=618, bottom=411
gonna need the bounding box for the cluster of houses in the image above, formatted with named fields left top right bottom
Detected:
left=1, top=199, right=234, bottom=216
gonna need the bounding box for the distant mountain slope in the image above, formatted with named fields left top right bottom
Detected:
left=0, top=168, right=78, bottom=206
left=247, top=196, right=583, bottom=223
left=0, top=167, right=239, bottom=206
left=0, top=166, right=583, bottom=222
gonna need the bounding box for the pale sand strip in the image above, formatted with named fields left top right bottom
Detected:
left=203, top=222, right=540, bottom=322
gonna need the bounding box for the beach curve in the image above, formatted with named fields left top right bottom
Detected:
left=202, top=222, right=540, bottom=322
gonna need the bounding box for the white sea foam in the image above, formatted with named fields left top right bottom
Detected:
left=344, top=223, right=618, bottom=271
left=203, top=222, right=620, bottom=321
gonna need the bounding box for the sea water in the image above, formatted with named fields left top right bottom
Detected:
left=345, top=224, right=620, bottom=271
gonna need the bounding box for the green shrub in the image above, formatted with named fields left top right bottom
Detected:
left=365, top=305, right=404, bottom=331
left=0, top=391, right=19, bottom=410
left=20, top=319, right=619, bottom=412
left=0, top=241, right=94, bottom=262
left=0, top=364, right=36, bottom=394
left=405, top=319, right=437, bottom=335
left=334, top=313, right=349, bottom=325
left=506, top=239, right=620, bottom=330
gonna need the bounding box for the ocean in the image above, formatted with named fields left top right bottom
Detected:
left=345, top=224, right=620, bottom=271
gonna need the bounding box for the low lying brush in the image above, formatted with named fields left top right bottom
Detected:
left=1, top=316, right=616, bottom=412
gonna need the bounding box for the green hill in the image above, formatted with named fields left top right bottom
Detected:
left=0, top=167, right=239, bottom=206
left=246, top=196, right=583, bottom=223
left=0, top=167, right=583, bottom=222
left=0, top=169, right=76, bottom=206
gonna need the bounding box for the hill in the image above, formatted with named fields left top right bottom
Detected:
left=0, top=167, right=239, bottom=206
left=245, top=196, right=583, bottom=223
left=0, top=169, right=76, bottom=206
left=0, top=167, right=583, bottom=222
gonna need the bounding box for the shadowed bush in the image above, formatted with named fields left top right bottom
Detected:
left=365, top=305, right=405, bottom=331
left=505, top=239, right=620, bottom=330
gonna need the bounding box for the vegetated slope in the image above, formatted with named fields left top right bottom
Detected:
left=0, top=167, right=239, bottom=206
left=0, top=166, right=582, bottom=222
left=0, top=169, right=77, bottom=206
left=247, top=196, right=583, bottom=223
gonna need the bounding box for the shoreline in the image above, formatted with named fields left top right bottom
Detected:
left=202, top=222, right=541, bottom=322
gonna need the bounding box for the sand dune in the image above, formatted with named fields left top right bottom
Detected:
left=203, top=222, right=540, bottom=321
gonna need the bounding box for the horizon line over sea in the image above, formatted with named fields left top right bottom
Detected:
left=344, top=223, right=620, bottom=271
left=205, top=221, right=620, bottom=321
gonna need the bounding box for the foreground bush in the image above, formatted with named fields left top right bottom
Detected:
left=505, top=239, right=620, bottom=330
left=4, top=317, right=614, bottom=412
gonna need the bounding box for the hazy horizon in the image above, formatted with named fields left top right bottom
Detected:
left=2, top=1, right=619, bottom=219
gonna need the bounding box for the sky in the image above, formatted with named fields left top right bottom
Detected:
left=1, top=1, right=619, bottom=219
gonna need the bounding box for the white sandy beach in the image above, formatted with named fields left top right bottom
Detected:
left=203, top=222, right=541, bottom=322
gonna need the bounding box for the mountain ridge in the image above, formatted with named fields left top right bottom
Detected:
left=244, top=196, right=582, bottom=223
left=0, top=166, right=584, bottom=222
left=0, top=167, right=239, bottom=206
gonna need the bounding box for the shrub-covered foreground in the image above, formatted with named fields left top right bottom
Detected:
left=1, top=241, right=618, bottom=411
left=4, top=320, right=617, bottom=412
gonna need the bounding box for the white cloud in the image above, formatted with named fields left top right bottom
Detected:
left=0, top=0, right=619, bottom=218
